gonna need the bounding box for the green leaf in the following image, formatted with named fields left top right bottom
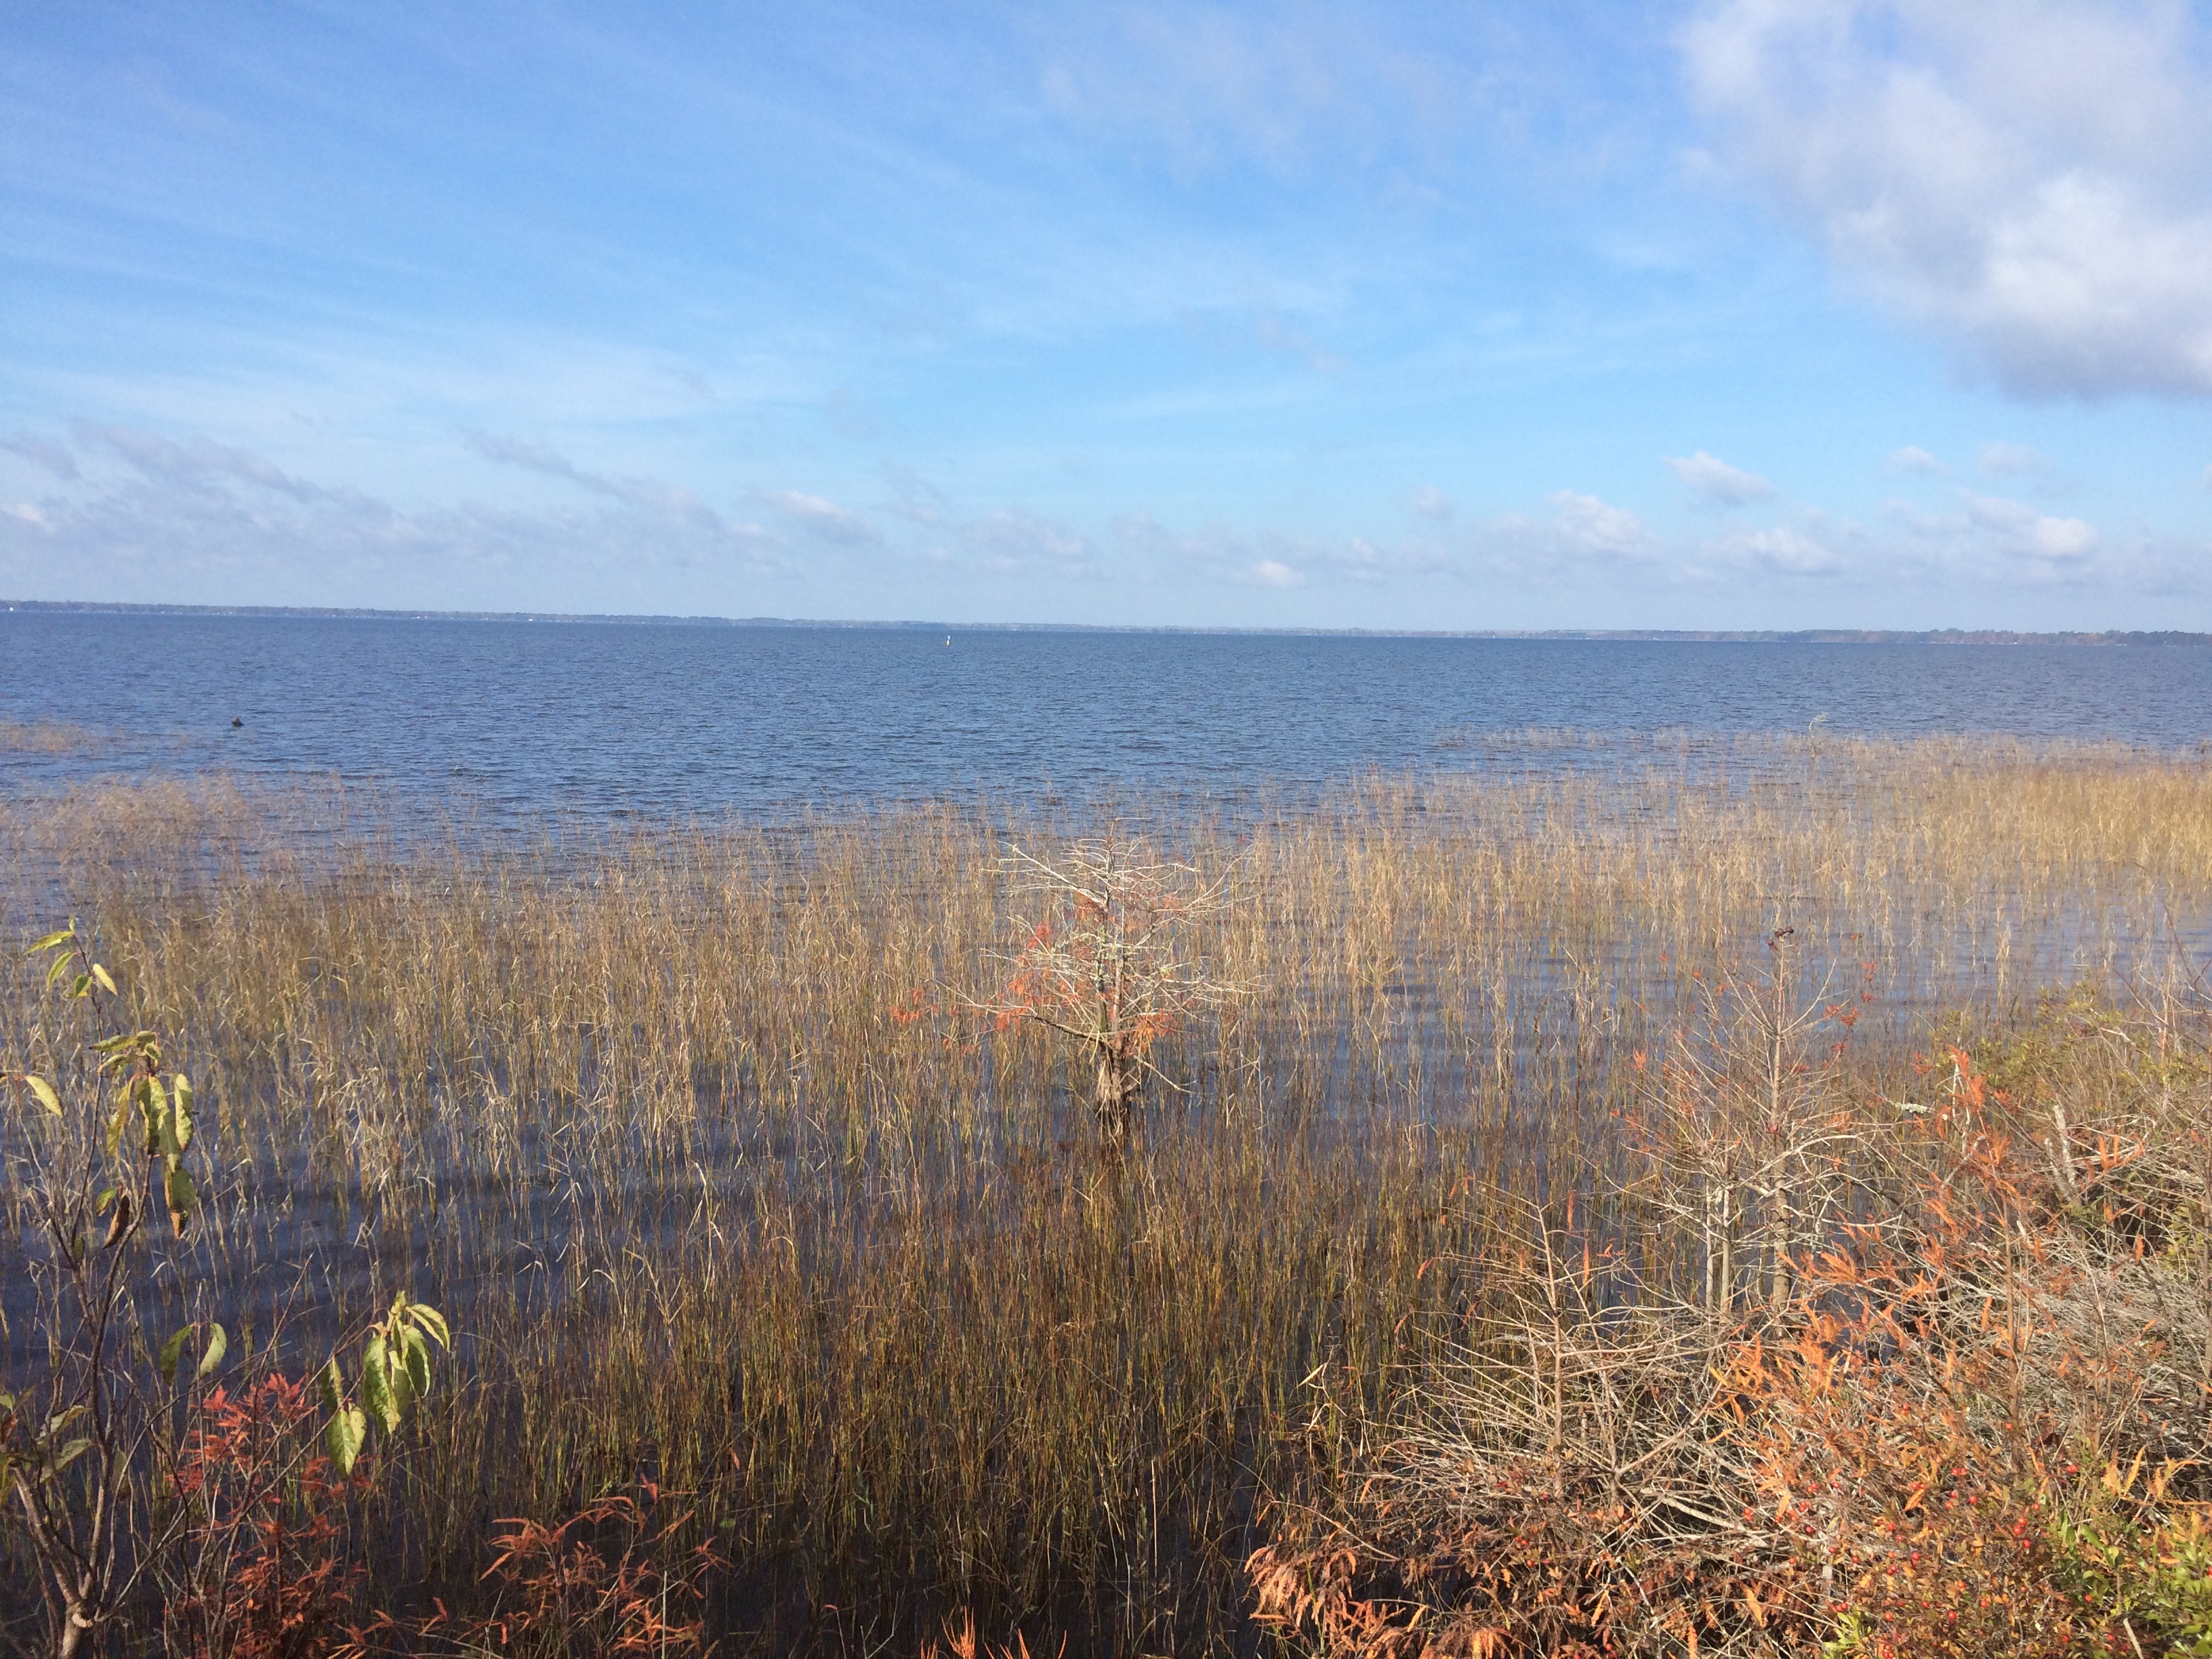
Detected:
left=160, top=1327, right=190, bottom=1387
left=171, top=1075, right=193, bottom=1151
left=401, top=1325, right=432, bottom=1399
left=197, top=1323, right=226, bottom=1379
left=325, top=1405, right=367, bottom=1476
left=69, top=973, right=90, bottom=1000
left=407, top=1303, right=451, bottom=1349
left=104, top=1093, right=131, bottom=1158
left=48, top=1438, right=92, bottom=1476
left=22, top=1075, right=60, bottom=1118
left=89, top=962, right=117, bottom=996
left=361, top=1334, right=398, bottom=1433
left=163, top=1164, right=196, bottom=1235
left=45, top=953, right=74, bottom=987
left=42, top=1405, right=84, bottom=1440
left=140, top=1075, right=167, bottom=1157
left=28, top=928, right=75, bottom=953
left=320, top=1357, right=346, bottom=1418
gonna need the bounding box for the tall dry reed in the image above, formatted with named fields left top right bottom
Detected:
left=1, top=735, right=2209, bottom=1653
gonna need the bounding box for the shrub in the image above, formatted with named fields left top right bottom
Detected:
left=1248, top=983, right=2212, bottom=1658
left=1, top=921, right=445, bottom=1658
left=163, top=1374, right=366, bottom=1659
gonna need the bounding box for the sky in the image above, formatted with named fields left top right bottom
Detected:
left=3, top=2, right=2212, bottom=630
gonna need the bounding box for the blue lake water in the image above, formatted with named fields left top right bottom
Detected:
left=3, top=611, right=2210, bottom=821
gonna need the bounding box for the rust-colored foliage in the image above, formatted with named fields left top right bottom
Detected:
left=397, top=1484, right=716, bottom=1658
left=165, top=1373, right=365, bottom=1659
left=917, top=1607, right=1066, bottom=1659
left=983, top=837, right=1237, bottom=1143
left=1717, top=1044, right=2194, bottom=1658
left=1248, top=1003, right=2212, bottom=1658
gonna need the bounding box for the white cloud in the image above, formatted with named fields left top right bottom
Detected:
left=1888, top=445, right=1947, bottom=474
left=1664, top=449, right=1775, bottom=506
left=760, top=489, right=884, bottom=546
left=1683, top=0, right=2212, bottom=397
left=1961, top=491, right=2097, bottom=559
left=466, top=430, right=712, bottom=518
left=1549, top=491, right=1655, bottom=558
left=1412, top=485, right=1453, bottom=520
left=1702, top=525, right=1843, bottom=574
left=1978, top=441, right=2051, bottom=478
left=0, top=424, right=785, bottom=608
left=1498, top=491, right=1660, bottom=567
left=1883, top=490, right=2104, bottom=577
left=1246, top=558, right=1303, bottom=588
left=968, top=509, right=1097, bottom=574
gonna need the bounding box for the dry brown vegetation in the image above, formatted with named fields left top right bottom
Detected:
left=0, top=722, right=112, bottom=756
left=3, top=735, right=2211, bottom=1655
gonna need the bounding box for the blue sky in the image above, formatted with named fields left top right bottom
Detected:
left=3, top=2, right=2211, bottom=629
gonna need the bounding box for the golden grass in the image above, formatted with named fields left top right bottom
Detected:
left=3, top=735, right=2211, bottom=1652
left=0, top=718, right=112, bottom=754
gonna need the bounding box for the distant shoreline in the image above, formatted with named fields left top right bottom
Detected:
left=3, top=598, right=2207, bottom=647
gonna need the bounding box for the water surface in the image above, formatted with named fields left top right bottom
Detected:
left=4, top=613, right=2209, bottom=821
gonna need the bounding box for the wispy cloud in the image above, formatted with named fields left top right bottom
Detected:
left=1664, top=449, right=1774, bottom=506
left=83, top=422, right=342, bottom=504
left=1978, top=441, right=2051, bottom=478
left=464, top=430, right=712, bottom=518
left=1888, top=445, right=1947, bottom=475
left=1, top=424, right=785, bottom=608
left=968, top=509, right=1098, bottom=575
left=760, top=489, right=884, bottom=547
left=1252, top=314, right=1345, bottom=373
left=1, top=432, right=81, bottom=480
left=1696, top=525, right=1843, bottom=576
left=1034, top=7, right=1460, bottom=174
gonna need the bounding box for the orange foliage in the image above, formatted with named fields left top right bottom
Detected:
left=1248, top=1022, right=2212, bottom=1658
left=166, top=1374, right=366, bottom=1659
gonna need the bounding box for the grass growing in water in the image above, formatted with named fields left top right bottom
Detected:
left=0, top=721, right=113, bottom=756
left=3, top=735, right=2211, bottom=1654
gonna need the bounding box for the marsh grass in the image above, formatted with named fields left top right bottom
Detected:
left=3, top=735, right=2211, bottom=1654
left=0, top=720, right=115, bottom=756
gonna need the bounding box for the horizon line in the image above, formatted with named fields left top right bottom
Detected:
left=4, top=598, right=2209, bottom=647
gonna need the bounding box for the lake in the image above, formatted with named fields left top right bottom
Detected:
left=3, top=611, right=2209, bottom=820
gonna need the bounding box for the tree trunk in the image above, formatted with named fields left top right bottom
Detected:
left=1094, top=1050, right=1135, bottom=1146
left=58, top=1605, right=96, bottom=1659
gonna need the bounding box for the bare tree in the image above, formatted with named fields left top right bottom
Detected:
left=1626, top=928, right=1860, bottom=1318
left=982, top=837, right=1240, bottom=1146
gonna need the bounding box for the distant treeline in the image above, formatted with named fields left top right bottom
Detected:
left=3, top=598, right=2207, bottom=645
left=1523, top=627, right=2212, bottom=646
